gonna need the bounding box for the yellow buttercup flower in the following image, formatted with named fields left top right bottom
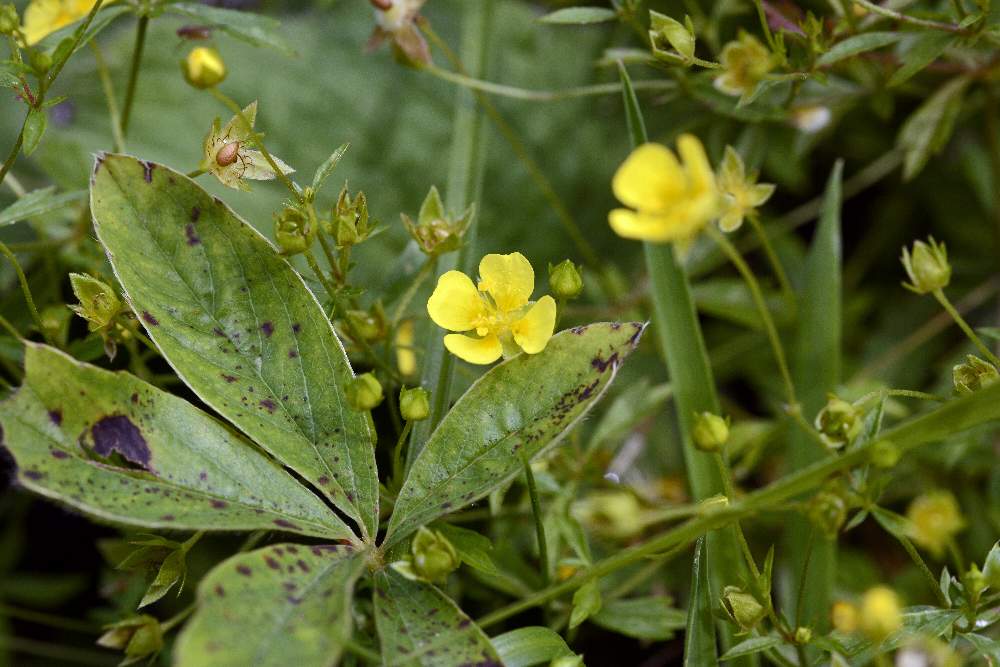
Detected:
left=859, top=586, right=902, bottom=641
left=22, top=0, right=108, bottom=46
left=717, top=146, right=775, bottom=232
left=426, top=252, right=556, bottom=365
left=608, top=135, right=718, bottom=243
left=906, top=491, right=965, bottom=558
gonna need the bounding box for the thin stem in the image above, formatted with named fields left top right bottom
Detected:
left=0, top=636, right=113, bottom=666
left=933, top=289, right=1000, bottom=365
left=0, top=603, right=101, bottom=633
left=316, top=232, right=343, bottom=283
left=392, top=421, right=413, bottom=486
left=160, top=602, right=196, bottom=633
left=708, top=226, right=797, bottom=405
left=345, top=640, right=381, bottom=664
left=894, top=532, right=950, bottom=607
left=0, top=313, right=23, bottom=341
left=120, top=14, right=149, bottom=137
left=853, top=0, right=970, bottom=33
left=520, top=449, right=550, bottom=583
left=0, top=240, right=47, bottom=341
left=209, top=87, right=300, bottom=200
left=748, top=213, right=794, bottom=306
left=90, top=42, right=125, bottom=153
left=751, top=0, right=778, bottom=52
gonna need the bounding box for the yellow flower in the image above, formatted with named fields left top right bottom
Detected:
left=906, top=491, right=965, bottom=558
left=426, top=252, right=556, bottom=365
left=714, top=31, right=773, bottom=97
left=395, top=319, right=417, bottom=376
left=716, top=146, right=775, bottom=232
left=608, top=135, right=718, bottom=243
left=859, top=586, right=902, bottom=641
left=199, top=101, right=294, bottom=192
left=22, top=0, right=111, bottom=45
left=182, top=46, right=227, bottom=89
left=830, top=601, right=859, bottom=633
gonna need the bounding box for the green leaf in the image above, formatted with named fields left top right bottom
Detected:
left=785, top=161, right=842, bottom=632
left=0, top=62, right=19, bottom=88
left=175, top=543, right=365, bottom=666
left=978, top=327, right=1000, bottom=342
left=693, top=278, right=791, bottom=330
left=684, top=537, right=717, bottom=665
left=871, top=506, right=911, bottom=538
left=165, top=3, right=296, bottom=56
left=888, top=32, right=955, bottom=87
left=90, top=154, right=377, bottom=542
left=815, top=32, right=903, bottom=67
left=22, top=108, right=47, bottom=157
left=585, top=378, right=671, bottom=455
left=898, top=76, right=970, bottom=180
left=0, top=187, right=85, bottom=227
left=720, top=635, right=783, bottom=661
left=384, top=322, right=643, bottom=547
left=311, top=142, right=349, bottom=193
left=374, top=569, right=502, bottom=666
left=491, top=627, right=573, bottom=667
left=0, top=344, right=352, bottom=539
left=964, top=634, right=1000, bottom=663
left=592, top=596, right=686, bottom=640
left=569, top=578, right=602, bottom=629
left=436, top=524, right=499, bottom=575
left=538, top=7, right=617, bottom=24
left=139, top=549, right=186, bottom=608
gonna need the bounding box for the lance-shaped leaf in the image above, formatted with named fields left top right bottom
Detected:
left=0, top=344, right=351, bottom=540
left=374, top=569, right=502, bottom=667
left=385, top=322, right=644, bottom=547
left=90, top=154, right=378, bottom=541
left=175, top=543, right=365, bottom=666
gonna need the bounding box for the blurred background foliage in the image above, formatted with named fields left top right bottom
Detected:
left=1, top=0, right=999, bottom=664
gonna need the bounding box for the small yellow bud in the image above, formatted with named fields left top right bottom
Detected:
left=346, top=373, right=383, bottom=411
left=556, top=563, right=578, bottom=581
left=830, top=600, right=859, bottom=633
left=901, top=237, right=950, bottom=295
left=399, top=386, right=430, bottom=421
left=794, top=626, right=812, bottom=644
left=859, top=586, right=902, bottom=641
left=906, top=491, right=964, bottom=558
left=182, top=47, right=227, bottom=89
left=69, top=273, right=121, bottom=332
left=721, top=585, right=766, bottom=631
left=550, top=656, right=585, bottom=667
left=814, top=394, right=862, bottom=450
left=692, top=411, right=729, bottom=452
left=548, top=260, right=583, bottom=300
left=953, top=354, right=999, bottom=394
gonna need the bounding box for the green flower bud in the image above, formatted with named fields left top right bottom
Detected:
left=721, top=585, right=766, bottom=631
left=410, top=526, right=459, bottom=582
left=69, top=273, right=121, bottom=332
left=953, top=355, right=999, bottom=394
left=346, top=307, right=386, bottom=342
left=182, top=47, right=227, bottom=89
left=814, top=394, right=862, bottom=450
left=29, top=49, right=52, bottom=75
left=97, top=615, right=163, bottom=661
left=399, top=386, right=430, bottom=421
left=963, top=564, right=987, bottom=604
left=329, top=184, right=372, bottom=247
left=692, top=411, right=730, bottom=452
left=274, top=206, right=315, bottom=256
left=869, top=440, right=900, bottom=468
left=0, top=4, right=18, bottom=35
left=573, top=490, right=644, bottom=539
left=901, top=237, right=950, bottom=295
left=401, top=186, right=473, bottom=257
left=807, top=489, right=847, bottom=539
left=794, top=626, right=813, bottom=644
left=346, top=372, right=383, bottom=411
left=548, top=260, right=583, bottom=300
left=983, top=541, right=1000, bottom=590
left=649, top=11, right=696, bottom=64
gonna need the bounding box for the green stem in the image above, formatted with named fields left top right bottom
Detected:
left=90, top=41, right=125, bottom=153
left=0, top=603, right=101, bottom=634
left=0, top=636, right=113, bottom=666
left=751, top=0, right=778, bottom=52
left=0, top=240, right=48, bottom=342
left=520, top=449, right=550, bottom=583
left=852, top=0, right=970, bottom=33
left=120, top=14, right=149, bottom=137
left=708, top=225, right=797, bottom=405
left=160, top=603, right=196, bottom=633
left=0, top=313, right=23, bottom=341
left=933, top=289, right=1000, bottom=365
left=748, top=214, right=794, bottom=307
left=316, top=232, right=343, bottom=283
left=344, top=640, right=381, bottom=664
left=894, top=533, right=950, bottom=607
left=392, top=420, right=413, bottom=487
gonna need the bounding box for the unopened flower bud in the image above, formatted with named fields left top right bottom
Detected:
left=830, top=600, right=859, bottom=633
left=0, top=4, right=18, bottom=35
left=869, top=440, right=900, bottom=468
left=649, top=11, right=696, bottom=64
left=794, top=626, right=812, bottom=644
left=906, top=491, right=964, bottom=558
left=721, top=585, right=766, bottom=631
left=953, top=354, right=999, bottom=394
left=97, top=615, right=163, bottom=661
left=859, top=586, right=902, bottom=641
left=901, top=237, right=950, bottom=295
left=182, top=47, right=226, bottom=89
left=346, top=306, right=386, bottom=342
left=807, top=489, right=847, bottom=539
left=963, top=564, right=987, bottom=604
left=401, top=186, right=472, bottom=257
left=692, top=411, right=729, bottom=452
left=814, top=395, right=861, bottom=450
left=983, top=541, right=1000, bottom=590
left=548, top=260, right=583, bottom=300
left=329, top=184, right=371, bottom=247
left=274, top=206, right=315, bottom=256
left=573, top=491, right=644, bottom=539
left=399, top=386, right=430, bottom=421
left=69, top=273, right=121, bottom=332
left=346, top=372, right=383, bottom=411
left=29, top=49, right=52, bottom=74
left=410, top=526, right=459, bottom=582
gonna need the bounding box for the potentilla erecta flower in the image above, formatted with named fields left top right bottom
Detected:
left=199, top=101, right=293, bottom=191
left=716, top=146, right=775, bottom=233
left=21, top=0, right=113, bottom=45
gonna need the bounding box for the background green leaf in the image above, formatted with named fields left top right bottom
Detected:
left=537, top=7, right=617, bottom=25
left=683, top=537, right=717, bottom=665
left=898, top=76, right=970, bottom=181
left=164, top=3, right=296, bottom=55
left=815, top=32, right=903, bottom=67
left=490, top=626, right=574, bottom=667
left=592, top=596, right=686, bottom=641
left=0, top=187, right=85, bottom=227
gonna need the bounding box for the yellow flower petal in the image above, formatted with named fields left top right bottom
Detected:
left=511, top=295, right=556, bottom=354
left=609, top=208, right=703, bottom=243
left=677, top=134, right=715, bottom=197
left=443, top=333, right=502, bottom=365
left=477, top=252, right=534, bottom=312
left=611, top=143, right=684, bottom=211
left=427, top=270, right=486, bottom=332
left=749, top=183, right=775, bottom=207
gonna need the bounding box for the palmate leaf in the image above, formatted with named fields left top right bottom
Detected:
left=384, top=322, right=645, bottom=548
left=175, top=543, right=365, bottom=667
left=0, top=344, right=352, bottom=540
left=374, top=569, right=503, bottom=667
left=90, top=154, right=378, bottom=541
